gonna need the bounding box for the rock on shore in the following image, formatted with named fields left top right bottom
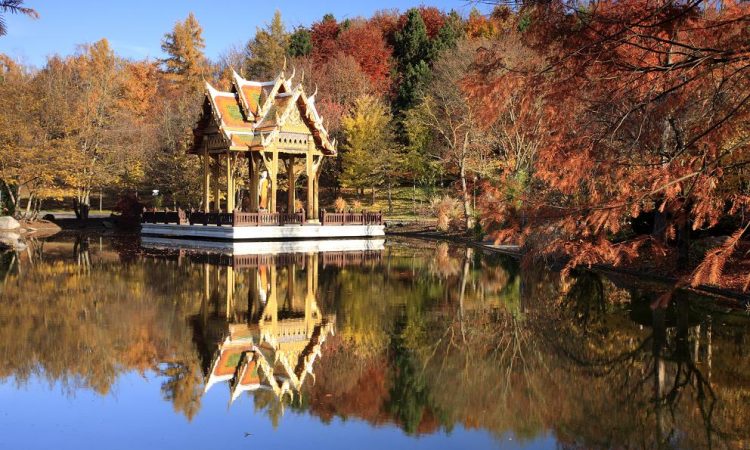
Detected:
left=0, top=216, right=21, bottom=231
left=0, top=216, right=27, bottom=251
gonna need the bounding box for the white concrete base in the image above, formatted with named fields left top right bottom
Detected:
left=140, top=223, right=385, bottom=240
left=141, top=237, right=385, bottom=255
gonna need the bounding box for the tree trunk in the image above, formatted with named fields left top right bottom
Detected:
left=412, top=181, right=417, bottom=214
left=371, top=186, right=375, bottom=206
left=387, top=181, right=393, bottom=214
left=23, top=192, right=34, bottom=219
left=75, top=188, right=91, bottom=226
left=459, top=158, right=474, bottom=231
left=1, top=181, right=18, bottom=217
left=676, top=204, right=691, bottom=270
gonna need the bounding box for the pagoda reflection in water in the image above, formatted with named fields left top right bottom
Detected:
left=195, top=251, right=341, bottom=406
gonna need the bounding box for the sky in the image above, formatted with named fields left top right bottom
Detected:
left=0, top=0, right=487, bottom=68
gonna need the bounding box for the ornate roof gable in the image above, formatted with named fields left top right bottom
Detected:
left=198, top=70, right=336, bottom=155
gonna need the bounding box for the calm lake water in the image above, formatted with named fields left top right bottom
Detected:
left=0, top=233, right=748, bottom=450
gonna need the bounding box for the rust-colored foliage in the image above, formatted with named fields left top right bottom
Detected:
left=311, top=15, right=341, bottom=64
left=468, top=0, right=750, bottom=291
left=337, top=21, right=393, bottom=94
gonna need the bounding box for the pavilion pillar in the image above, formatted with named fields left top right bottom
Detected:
left=202, top=147, right=211, bottom=213
left=248, top=153, right=258, bottom=212
left=225, top=152, right=234, bottom=212
left=313, top=167, right=320, bottom=222
left=287, top=263, right=296, bottom=310
left=305, top=139, right=318, bottom=224
left=212, top=155, right=221, bottom=212
left=269, top=148, right=279, bottom=213
left=304, top=253, right=318, bottom=338
left=225, top=266, right=234, bottom=320
left=287, top=156, right=296, bottom=213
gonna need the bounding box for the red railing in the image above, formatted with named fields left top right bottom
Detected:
left=142, top=208, right=383, bottom=226
left=320, top=210, right=383, bottom=226
left=233, top=211, right=305, bottom=226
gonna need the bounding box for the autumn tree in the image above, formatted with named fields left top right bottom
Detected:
left=0, top=55, right=53, bottom=217
left=341, top=95, right=395, bottom=204
left=160, top=12, right=209, bottom=94
left=310, top=14, right=340, bottom=64
left=32, top=40, right=125, bottom=222
left=114, top=60, right=161, bottom=191
left=471, top=1, right=750, bottom=290
left=336, top=19, right=393, bottom=95
left=407, top=39, right=492, bottom=230
left=467, top=28, right=548, bottom=240
left=149, top=14, right=209, bottom=208
left=244, top=10, right=289, bottom=80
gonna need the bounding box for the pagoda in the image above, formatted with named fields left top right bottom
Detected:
left=141, top=66, right=384, bottom=241
left=190, top=67, right=334, bottom=220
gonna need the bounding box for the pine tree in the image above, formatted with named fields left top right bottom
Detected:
left=160, top=12, right=208, bottom=93
left=288, top=27, right=312, bottom=57
left=434, top=10, right=464, bottom=53
left=244, top=10, right=289, bottom=79
left=393, top=9, right=433, bottom=110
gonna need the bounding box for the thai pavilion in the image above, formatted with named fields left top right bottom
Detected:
left=141, top=67, right=384, bottom=240
left=193, top=68, right=332, bottom=218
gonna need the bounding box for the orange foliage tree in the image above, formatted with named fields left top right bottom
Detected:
left=469, top=0, right=750, bottom=290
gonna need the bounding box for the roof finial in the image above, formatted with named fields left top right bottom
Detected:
left=288, top=66, right=295, bottom=84
left=282, top=56, right=287, bottom=73
left=300, top=69, right=305, bottom=84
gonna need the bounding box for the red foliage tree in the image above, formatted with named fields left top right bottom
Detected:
left=311, top=15, right=340, bottom=64
left=469, top=0, right=750, bottom=291
left=337, top=21, right=393, bottom=95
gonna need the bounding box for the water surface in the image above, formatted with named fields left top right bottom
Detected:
left=0, top=233, right=748, bottom=449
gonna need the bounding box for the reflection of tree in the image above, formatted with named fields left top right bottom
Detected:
left=3, top=235, right=749, bottom=446
left=541, top=271, right=748, bottom=449
left=307, top=243, right=750, bottom=448
left=159, top=361, right=203, bottom=420
left=0, top=240, right=204, bottom=419
left=386, top=317, right=442, bottom=435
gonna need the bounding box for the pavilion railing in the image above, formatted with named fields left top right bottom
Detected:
left=232, top=211, right=305, bottom=226
left=142, top=209, right=383, bottom=226
left=319, top=210, right=383, bottom=226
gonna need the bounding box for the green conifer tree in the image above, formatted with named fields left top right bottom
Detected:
left=287, top=27, right=312, bottom=57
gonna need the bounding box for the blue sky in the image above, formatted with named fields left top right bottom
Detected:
left=0, top=0, right=487, bottom=67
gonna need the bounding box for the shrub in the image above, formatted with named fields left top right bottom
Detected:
left=430, top=195, right=463, bottom=232
left=352, top=200, right=363, bottom=210
left=334, top=196, right=347, bottom=212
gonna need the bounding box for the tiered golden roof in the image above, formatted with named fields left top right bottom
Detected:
left=193, top=69, right=337, bottom=155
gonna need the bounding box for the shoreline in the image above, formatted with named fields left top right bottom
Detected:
left=387, top=229, right=750, bottom=305
left=24, top=218, right=750, bottom=304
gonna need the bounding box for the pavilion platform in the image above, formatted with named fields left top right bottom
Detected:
left=140, top=236, right=385, bottom=254
left=140, top=210, right=385, bottom=241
